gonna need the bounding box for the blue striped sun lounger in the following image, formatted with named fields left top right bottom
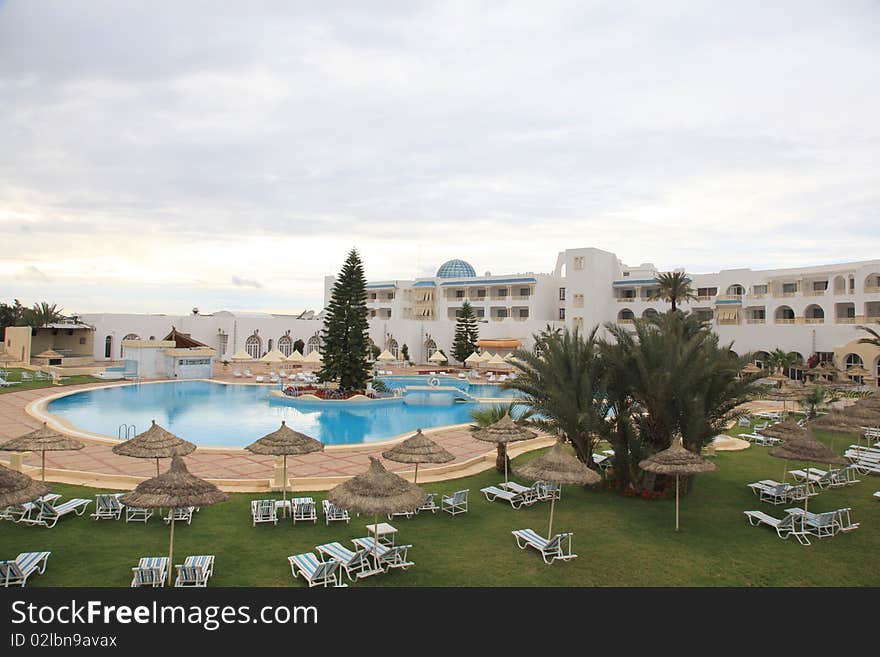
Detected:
left=351, top=537, right=414, bottom=571
left=512, top=529, right=576, bottom=564
left=183, top=555, right=215, bottom=576
left=131, top=557, right=168, bottom=587
left=1, top=551, right=51, bottom=587
left=288, top=552, right=345, bottom=588
left=316, top=542, right=377, bottom=581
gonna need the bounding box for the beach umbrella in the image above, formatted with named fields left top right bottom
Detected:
left=760, top=418, right=807, bottom=441
left=259, top=351, right=284, bottom=365
left=303, top=350, right=323, bottom=364
left=480, top=352, right=495, bottom=362
left=515, top=439, right=600, bottom=538
left=487, top=353, right=507, bottom=367
left=639, top=438, right=716, bottom=531
left=376, top=350, right=395, bottom=362
left=121, top=456, right=228, bottom=586
left=768, top=430, right=845, bottom=515
left=464, top=352, right=482, bottom=366
left=231, top=350, right=252, bottom=361
left=740, top=363, right=762, bottom=375
left=427, top=351, right=447, bottom=363
left=381, top=429, right=454, bottom=484
left=327, top=458, right=426, bottom=573
left=0, top=462, right=50, bottom=508
left=112, top=419, right=196, bottom=476
left=245, top=421, right=323, bottom=509
left=285, top=350, right=304, bottom=363
left=472, top=412, right=537, bottom=484
left=34, top=349, right=63, bottom=360
left=0, top=422, right=85, bottom=481
left=845, top=365, right=871, bottom=381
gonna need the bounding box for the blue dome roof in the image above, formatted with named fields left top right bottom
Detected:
left=436, top=259, right=476, bottom=278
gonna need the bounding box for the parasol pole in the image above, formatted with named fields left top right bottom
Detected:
left=413, top=463, right=419, bottom=485
left=282, top=454, right=288, bottom=510
left=547, top=483, right=557, bottom=539
left=167, top=513, right=175, bottom=588
left=41, top=450, right=46, bottom=482
left=675, top=474, right=680, bottom=532
left=156, top=457, right=160, bottom=477
left=373, top=513, right=380, bottom=572
left=504, top=445, right=509, bottom=485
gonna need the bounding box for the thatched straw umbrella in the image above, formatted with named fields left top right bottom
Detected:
left=768, top=431, right=845, bottom=515
left=760, top=418, right=807, bottom=441
left=327, top=457, right=426, bottom=572
left=0, top=462, right=50, bottom=508
left=639, top=438, right=716, bottom=531
left=427, top=351, right=447, bottom=364
left=245, top=421, right=323, bottom=510
left=0, top=423, right=85, bottom=481
left=740, top=363, right=761, bottom=375
left=515, top=439, right=600, bottom=538
left=121, top=455, right=228, bottom=586
left=471, top=412, right=537, bottom=484
left=112, top=420, right=196, bottom=476
left=381, top=429, right=454, bottom=484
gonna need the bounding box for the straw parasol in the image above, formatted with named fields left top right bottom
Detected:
left=303, top=350, right=323, bottom=364
left=0, top=423, right=85, bottom=481
left=121, top=455, right=228, bottom=586
left=740, top=363, right=762, bottom=375
left=245, top=421, right=323, bottom=508
left=259, top=350, right=284, bottom=365
left=427, top=351, right=447, bottom=363
left=381, top=429, right=454, bottom=484
left=285, top=350, right=304, bottom=363
left=759, top=418, right=807, bottom=441
left=472, top=412, right=537, bottom=484
left=464, top=352, right=482, bottom=366
left=112, top=420, right=196, bottom=476
left=480, top=351, right=495, bottom=363
left=0, top=462, right=50, bottom=508
left=231, top=349, right=252, bottom=361
left=376, top=350, right=395, bottom=362
left=328, top=457, right=426, bottom=573
left=34, top=349, right=63, bottom=359
left=515, top=439, right=600, bottom=538
left=639, top=437, right=716, bottom=531
left=487, top=353, right=508, bottom=367
left=768, top=430, right=845, bottom=515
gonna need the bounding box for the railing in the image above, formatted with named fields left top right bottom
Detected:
left=491, top=316, right=507, bottom=322
left=803, top=289, right=827, bottom=296
left=513, top=316, right=528, bottom=322
left=490, top=295, right=510, bottom=301
left=617, top=319, right=635, bottom=325
left=716, top=294, right=743, bottom=301
left=716, top=319, right=740, bottom=325
left=835, top=317, right=856, bottom=324
left=118, top=424, right=137, bottom=440
left=616, top=297, right=636, bottom=303
left=775, top=318, right=796, bottom=324
left=746, top=318, right=766, bottom=324
left=865, top=285, right=880, bottom=294
left=573, top=300, right=584, bottom=308
left=774, top=291, right=798, bottom=298
left=804, top=318, right=824, bottom=324
left=696, top=295, right=715, bottom=301
left=509, top=295, right=531, bottom=301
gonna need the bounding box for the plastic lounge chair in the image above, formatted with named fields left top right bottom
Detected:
left=315, top=542, right=377, bottom=581
left=292, top=497, right=317, bottom=524
left=91, top=493, right=124, bottom=520
left=416, top=492, right=439, bottom=514
left=288, top=552, right=346, bottom=588
left=174, top=555, right=214, bottom=587
left=125, top=505, right=153, bottom=523
left=536, top=480, right=562, bottom=501
left=164, top=506, right=196, bottom=525
left=322, top=500, right=350, bottom=525
left=251, top=499, right=278, bottom=526
left=441, top=489, right=469, bottom=515
left=0, top=552, right=51, bottom=587
left=511, top=529, right=576, bottom=564
left=29, top=498, right=91, bottom=528
left=480, top=485, right=534, bottom=508
left=743, top=510, right=809, bottom=545
left=0, top=377, right=19, bottom=387
left=351, top=537, right=414, bottom=571
left=131, top=557, right=168, bottom=587
left=737, top=416, right=752, bottom=427
left=2, top=494, right=61, bottom=524
left=184, top=554, right=215, bottom=577
left=20, top=372, right=34, bottom=382
left=34, top=371, right=48, bottom=380
left=232, top=370, right=242, bottom=378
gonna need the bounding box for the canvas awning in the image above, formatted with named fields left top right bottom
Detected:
left=477, top=339, right=521, bottom=349
left=716, top=310, right=738, bottom=321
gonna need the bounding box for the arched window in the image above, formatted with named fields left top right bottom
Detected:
left=844, top=353, right=863, bottom=370
left=754, top=351, right=770, bottom=369
left=387, top=338, right=399, bottom=359
left=306, top=335, right=321, bottom=355
left=121, top=333, right=139, bottom=359
left=726, top=284, right=745, bottom=296
left=278, top=335, right=293, bottom=357
left=424, top=338, right=437, bottom=360
left=617, top=309, right=635, bottom=322
left=785, top=352, right=805, bottom=379
left=804, top=305, right=824, bottom=321
left=864, top=273, right=880, bottom=291
left=642, top=308, right=659, bottom=319
left=104, top=335, right=112, bottom=359
left=245, top=334, right=262, bottom=359
left=774, top=306, right=794, bottom=322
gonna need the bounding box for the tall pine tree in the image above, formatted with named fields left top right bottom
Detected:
left=318, top=249, right=372, bottom=391
left=451, top=300, right=480, bottom=364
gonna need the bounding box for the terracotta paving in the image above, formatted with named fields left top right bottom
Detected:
left=0, top=381, right=529, bottom=484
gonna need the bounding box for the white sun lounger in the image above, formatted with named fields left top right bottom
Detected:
left=251, top=499, right=278, bottom=526
left=292, top=497, right=317, bottom=524
left=125, top=505, right=153, bottom=523
left=164, top=506, right=196, bottom=525
left=351, top=537, right=414, bottom=571
left=131, top=557, right=169, bottom=587
left=0, top=552, right=51, bottom=587
left=322, top=500, right=350, bottom=525
left=91, top=493, right=124, bottom=520
left=288, top=552, right=346, bottom=587
left=441, top=489, right=469, bottom=515
left=481, top=485, right=535, bottom=508
left=315, top=542, right=378, bottom=581
left=512, top=529, right=576, bottom=564
left=174, top=556, right=215, bottom=587
left=28, top=498, right=91, bottom=528
left=743, top=510, right=809, bottom=545
left=2, top=494, right=61, bottom=523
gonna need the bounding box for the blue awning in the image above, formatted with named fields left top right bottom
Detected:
left=412, top=281, right=437, bottom=288
left=612, top=279, right=658, bottom=286
left=366, top=282, right=397, bottom=289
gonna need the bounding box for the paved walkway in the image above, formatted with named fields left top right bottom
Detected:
left=0, top=382, right=547, bottom=490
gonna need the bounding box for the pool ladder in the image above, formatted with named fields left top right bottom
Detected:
left=118, top=424, right=137, bottom=440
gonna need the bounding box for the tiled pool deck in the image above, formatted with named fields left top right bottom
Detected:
left=0, top=380, right=553, bottom=491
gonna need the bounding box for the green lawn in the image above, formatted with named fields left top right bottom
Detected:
left=0, top=368, right=101, bottom=394
left=1, top=427, right=877, bottom=587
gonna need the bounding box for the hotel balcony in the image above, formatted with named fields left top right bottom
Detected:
left=746, top=318, right=766, bottom=324
left=616, top=297, right=636, bottom=303
left=802, top=289, right=827, bottom=297
left=804, top=318, right=824, bottom=324
left=774, top=318, right=796, bottom=324
left=865, top=285, right=880, bottom=294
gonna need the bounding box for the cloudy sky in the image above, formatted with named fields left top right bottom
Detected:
left=1, top=1, right=878, bottom=315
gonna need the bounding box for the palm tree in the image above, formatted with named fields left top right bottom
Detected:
left=25, top=302, right=65, bottom=327
left=470, top=402, right=535, bottom=474
left=649, top=272, right=697, bottom=311
left=765, top=348, right=798, bottom=386
left=505, top=327, right=606, bottom=465
left=856, top=323, right=880, bottom=348
left=802, top=386, right=828, bottom=419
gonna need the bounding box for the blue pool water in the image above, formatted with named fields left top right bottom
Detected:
left=378, top=376, right=523, bottom=399
left=46, top=381, right=515, bottom=447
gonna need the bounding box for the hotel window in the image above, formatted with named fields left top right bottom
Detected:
left=219, top=334, right=229, bottom=357
left=573, top=256, right=585, bottom=270
left=782, top=282, right=798, bottom=294
left=519, top=308, right=529, bottom=318
left=752, top=285, right=768, bottom=295
left=519, top=288, right=530, bottom=297
left=477, top=289, right=486, bottom=298
left=456, top=290, right=465, bottom=298
left=812, top=281, right=828, bottom=291
left=104, top=336, right=112, bottom=359
left=559, top=288, right=566, bottom=301
left=497, top=289, right=508, bottom=298
left=697, top=287, right=718, bottom=297
left=496, top=309, right=508, bottom=318
left=559, top=308, right=566, bottom=320
left=370, top=293, right=377, bottom=300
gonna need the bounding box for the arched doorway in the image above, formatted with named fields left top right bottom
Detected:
left=278, top=335, right=293, bottom=357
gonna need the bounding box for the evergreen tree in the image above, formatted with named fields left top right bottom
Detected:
left=317, top=249, right=371, bottom=391
left=452, top=300, right=480, bottom=364
left=401, top=344, right=410, bottom=363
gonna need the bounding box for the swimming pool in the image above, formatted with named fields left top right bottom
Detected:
left=377, top=375, right=523, bottom=399
left=45, top=381, right=510, bottom=448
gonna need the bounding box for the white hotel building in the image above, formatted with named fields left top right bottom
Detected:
left=75, top=247, right=880, bottom=383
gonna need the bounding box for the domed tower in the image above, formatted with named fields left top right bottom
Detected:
left=436, top=259, right=476, bottom=279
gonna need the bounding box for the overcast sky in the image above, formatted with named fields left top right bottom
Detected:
left=1, top=1, right=878, bottom=315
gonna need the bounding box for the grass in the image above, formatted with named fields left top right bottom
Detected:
left=0, top=368, right=101, bottom=394
left=1, top=426, right=877, bottom=587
